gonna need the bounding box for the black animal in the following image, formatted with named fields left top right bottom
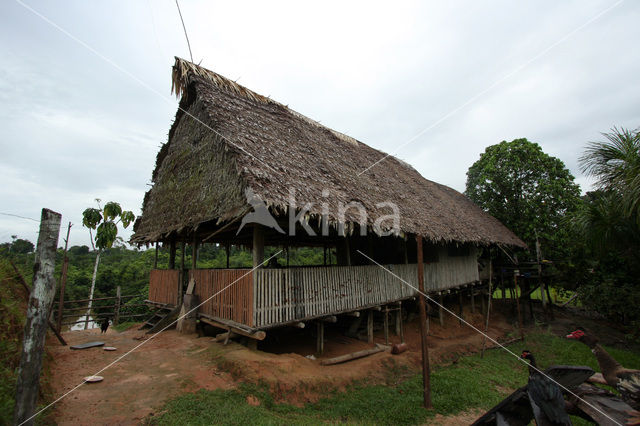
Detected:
left=521, top=350, right=572, bottom=425
left=100, top=318, right=109, bottom=334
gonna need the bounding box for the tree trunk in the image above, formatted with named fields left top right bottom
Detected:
left=84, top=250, right=101, bottom=330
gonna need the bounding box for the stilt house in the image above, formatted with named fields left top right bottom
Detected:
left=131, top=57, right=525, bottom=340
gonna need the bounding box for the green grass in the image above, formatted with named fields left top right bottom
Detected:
left=112, top=321, right=137, bottom=332
left=149, top=331, right=640, bottom=425
left=492, top=286, right=581, bottom=306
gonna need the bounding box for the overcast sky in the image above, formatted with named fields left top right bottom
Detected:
left=1, top=0, right=639, bottom=247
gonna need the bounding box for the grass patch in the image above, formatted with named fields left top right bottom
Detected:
left=112, top=321, right=137, bottom=332
left=149, top=331, right=640, bottom=425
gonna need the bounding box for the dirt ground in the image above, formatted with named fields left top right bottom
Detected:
left=43, top=301, right=524, bottom=425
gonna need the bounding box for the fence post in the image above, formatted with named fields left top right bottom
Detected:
left=14, top=208, right=61, bottom=426
left=114, top=286, right=121, bottom=326
left=56, top=222, right=72, bottom=332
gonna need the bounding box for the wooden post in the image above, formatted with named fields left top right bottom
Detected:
left=225, top=243, right=230, bottom=268
left=113, top=286, right=121, bottom=326
left=153, top=242, right=158, bottom=269
left=192, top=233, right=198, bottom=270
left=416, top=235, right=432, bottom=409
left=395, top=302, right=402, bottom=339
left=438, top=293, right=444, bottom=326
left=367, top=310, right=374, bottom=344
left=458, top=288, right=463, bottom=325
left=55, top=222, right=71, bottom=332
left=481, top=252, right=493, bottom=357
left=168, top=238, right=176, bottom=269
left=470, top=286, right=475, bottom=313
left=535, top=232, right=546, bottom=313
left=514, top=270, right=524, bottom=340
left=383, top=306, right=389, bottom=344
left=14, top=208, right=61, bottom=426
left=317, top=322, right=324, bottom=354
left=56, top=256, right=69, bottom=332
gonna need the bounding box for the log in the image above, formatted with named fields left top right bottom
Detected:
left=391, top=342, right=408, bottom=354
left=320, top=344, right=386, bottom=366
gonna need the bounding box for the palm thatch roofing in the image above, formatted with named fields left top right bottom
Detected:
left=131, top=57, right=525, bottom=248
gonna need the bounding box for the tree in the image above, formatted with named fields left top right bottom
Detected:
left=465, top=138, right=581, bottom=258
left=580, top=127, right=640, bottom=223
left=82, top=200, right=135, bottom=329
left=10, top=238, right=35, bottom=254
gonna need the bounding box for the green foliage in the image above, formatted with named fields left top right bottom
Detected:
left=82, top=200, right=135, bottom=250
left=0, top=262, right=27, bottom=423
left=82, top=208, right=102, bottom=229
left=572, top=127, right=640, bottom=326
left=102, top=202, right=122, bottom=222
left=96, top=222, right=118, bottom=249
left=580, top=127, right=640, bottom=219
left=465, top=138, right=581, bottom=259
left=0, top=238, right=34, bottom=255
left=152, top=332, right=640, bottom=425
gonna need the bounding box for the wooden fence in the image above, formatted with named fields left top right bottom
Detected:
left=253, top=257, right=479, bottom=328
left=58, top=287, right=149, bottom=329
left=190, top=269, right=253, bottom=327
left=148, top=269, right=181, bottom=306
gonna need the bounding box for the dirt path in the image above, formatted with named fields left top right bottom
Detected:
left=47, top=327, right=234, bottom=425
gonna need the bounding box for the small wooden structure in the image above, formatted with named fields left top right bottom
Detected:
left=132, top=58, right=525, bottom=342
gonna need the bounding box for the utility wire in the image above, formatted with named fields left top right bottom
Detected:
left=0, top=212, right=39, bottom=222
left=175, top=0, right=193, bottom=62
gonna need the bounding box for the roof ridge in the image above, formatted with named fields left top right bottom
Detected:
left=172, top=57, right=360, bottom=147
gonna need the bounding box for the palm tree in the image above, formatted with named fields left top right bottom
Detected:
left=580, top=127, right=640, bottom=220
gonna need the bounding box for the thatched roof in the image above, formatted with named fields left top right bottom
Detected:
left=132, top=57, right=525, bottom=248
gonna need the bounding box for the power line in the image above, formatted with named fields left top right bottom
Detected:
left=0, top=212, right=39, bottom=222
left=175, top=0, right=193, bottom=63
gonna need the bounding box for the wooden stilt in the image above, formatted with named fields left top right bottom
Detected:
left=383, top=306, right=389, bottom=344
left=394, top=302, right=401, bottom=336
left=367, top=310, right=374, bottom=344
left=514, top=271, right=524, bottom=340
left=416, top=235, right=432, bottom=409
left=481, top=252, right=493, bottom=358
left=317, top=322, right=324, bottom=354
left=225, top=243, right=230, bottom=268
left=545, top=284, right=554, bottom=319
left=438, top=293, right=444, bottom=326
left=470, top=286, right=476, bottom=313
left=458, top=288, right=463, bottom=325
